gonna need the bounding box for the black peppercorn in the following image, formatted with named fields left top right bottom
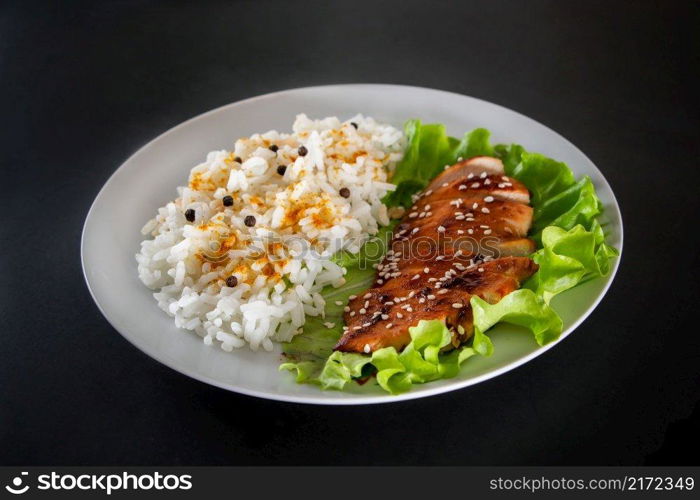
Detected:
left=222, top=195, right=233, bottom=207
left=234, top=156, right=242, bottom=163
left=339, top=187, right=351, bottom=198
left=276, top=165, right=287, bottom=175
left=244, top=215, right=256, bottom=227
left=269, top=144, right=279, bottom=152
left=297, top=145, right=308, bottom=157
left=225, top=276, right=238, bottom=287
left=184, top=208, right=195, bottom=222
left=351, top=122, right=358, bottom=129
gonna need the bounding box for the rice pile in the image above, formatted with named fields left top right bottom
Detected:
left=136, top=114, right=404, bottom=351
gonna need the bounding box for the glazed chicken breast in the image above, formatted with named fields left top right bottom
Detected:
left=334, top=156, right=539, bottom=354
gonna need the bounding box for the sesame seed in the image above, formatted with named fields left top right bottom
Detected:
left=437, top=226, right=446, bottom=233
left=436, top=255, right=445, bottom=261
left=377, top=279, right=384, bottom=284
left=472, top=202, right=479, bottom=209
left=349, top=295, right=357, bottom=300
left=502, top=176, right=509, bottom=181
left=364, top=300, right=369, bottom=308
left=468, top=229, right=474, bottom=234
left=467, top=173, right=474, bottom=179
left=424, top=267, right=430, bottom=273
left=484, top=229, right=492, bottom=235
left=498, top=183, right=506, bottom=188
left=323, top=322, right=335, bottom=328
left=481, top=207, right=490, bottom=214
left=409, top=212, right=418, bottom=218
left=406, top=307, right=413, bottom=312
left=484, top=196, right=494, bottom=202
left=363, top=344, right=371, bottom=353
left=364, top=293, right=371, bottom=299
left=480, top=172, right=487, bottom=179
left=457, top=230, right=464, bottom=234
left=381, top=314, right=389, bottom=320
left=344, top=306, right=350, bottom=312
left=396, top=313, right=403, bottom=319
left=455, top=215, right=465, bottom=220
left=362, top=322, right=371, bottom=327
left=359, top=308, right=366, bottom=314
left=350, top=311, right=356, bottom=316
left=408, top=291, right=416, bottom=298
left=438, top=289, right=449, bottom=295
left=419, top=298, right=425, bottom=303
left=452, top=303, right=463, bottom=308
left=386, top=323, right=393, bottom=329
left=411, top=274, right=420, bottom=280
left=458, top=185, right=467, bottom=191
left=442, top=182, right=449, bottom=187
left=480, top=225, right=490, bottom=229
left=471, top=182, right=480, bottom=188
left=412, top=228, right=419, bottom=234
left=353, top=326, right=361, bottom=330
left=385, top=301, right=394, bottom=306
left=478, top=267, right=485, bottom=272
left=427, top=294, right=436, bottom=300
left=425, top=204, right=431, bottom=210
left=484, top=179, right=491, bottom=185
left=335, top=301, right=343, bottom=306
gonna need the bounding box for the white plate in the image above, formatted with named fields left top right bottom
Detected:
left=81, top=84, right=623, bottom=405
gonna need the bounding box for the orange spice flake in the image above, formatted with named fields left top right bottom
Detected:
left=248, top=195, right=265, bottom=206
left=281, top=194, right=335, bottom=229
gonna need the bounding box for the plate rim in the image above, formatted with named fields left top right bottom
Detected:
left=81, top=83, right=624, bottom=405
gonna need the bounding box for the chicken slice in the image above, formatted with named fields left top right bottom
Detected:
left=335, top=257, right=538, bottom=353
left=426, top=156, right=505, bottom=190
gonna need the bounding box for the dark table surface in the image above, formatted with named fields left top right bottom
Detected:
left=1, top=0, right=698, bottom=465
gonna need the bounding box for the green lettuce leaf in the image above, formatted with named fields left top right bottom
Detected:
left=525, top=224, right=619, bottom=303
left=471, top=289, right=563, bottom=347
left=282, top=320, right=477, bottom=395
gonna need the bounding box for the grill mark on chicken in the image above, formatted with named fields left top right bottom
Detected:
left=334, top=156, right=539, bottom=354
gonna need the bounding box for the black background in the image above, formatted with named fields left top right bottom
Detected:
left=1, top=0, right=698, bottom=465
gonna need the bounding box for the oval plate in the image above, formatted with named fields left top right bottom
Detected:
left=82, top=84, right=623, bottom=404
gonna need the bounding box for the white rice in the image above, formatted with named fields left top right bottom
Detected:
left=136, top=114, right=404, bottom=351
